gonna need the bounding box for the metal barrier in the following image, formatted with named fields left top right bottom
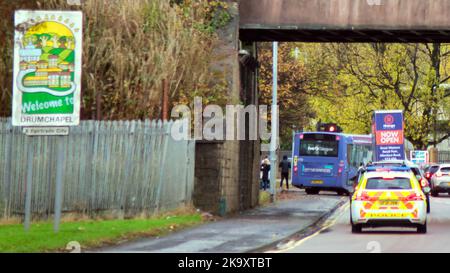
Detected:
left=0, top=118, right=195, bottom=219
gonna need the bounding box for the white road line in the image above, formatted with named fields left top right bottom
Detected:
left=267, top=202, right=350, bottom=253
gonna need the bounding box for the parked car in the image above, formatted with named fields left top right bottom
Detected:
left=424, top=164, right=440, bottom=181
left=430, top=164, right=450, bottom=197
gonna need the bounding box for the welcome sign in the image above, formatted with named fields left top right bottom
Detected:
left=12, top=10, right=82, bottom=126
left=372, top=110, right=405, bottom=161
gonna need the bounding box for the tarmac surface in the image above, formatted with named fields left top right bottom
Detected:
left=270, top=194, right=450, bottom=253
left=97, top=190, right=346, bottom=253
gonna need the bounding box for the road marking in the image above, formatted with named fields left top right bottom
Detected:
left=267, top=202, right=350, bottom=253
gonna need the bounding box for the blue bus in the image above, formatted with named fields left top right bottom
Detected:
left=291, top=132, right=373, bottom=195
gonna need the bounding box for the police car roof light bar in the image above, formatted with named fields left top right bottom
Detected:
left=366, top=166, right=411, bottom=172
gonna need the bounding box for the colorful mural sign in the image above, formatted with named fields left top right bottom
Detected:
left=372, top=110, right=405, bottom=161
left=12, top=10, right=83, bottom=126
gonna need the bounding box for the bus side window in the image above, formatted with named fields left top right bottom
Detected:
left=347, top=144, right=354, bottom=166
left=352, top=144, right=373, bottom=168
left=349, top=144, right=361, bottom=168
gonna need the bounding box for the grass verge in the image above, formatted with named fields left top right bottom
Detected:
left=0, top=213, right=202, bottom=253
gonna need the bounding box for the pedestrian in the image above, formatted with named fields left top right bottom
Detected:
left=261, top=156, right=268, bottom=166
left=260, top=156, right=269, bottom=189
left=357, top=162, right=365, bottom=173
left=279, top=155, right=291, bottom=190
left=261, top=158, right=271, bottom=191
left=353, top=162, right=365, bottom=189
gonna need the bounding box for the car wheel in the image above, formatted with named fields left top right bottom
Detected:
left=431, top=191, right=439, bottom=197
left=426, top=195, right=431, bottom=213
left=352, top=224, right=362, bottom=233
left=417, top=222, right=427, bottom=234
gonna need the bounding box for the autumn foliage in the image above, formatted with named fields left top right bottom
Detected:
left=0, top=0, right=230, bottom=120
left=258, top=43, right=315, bottom=149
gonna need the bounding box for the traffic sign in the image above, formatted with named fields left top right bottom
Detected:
left=12, top=10, right=83, bottom=127
left=410, top=150, right=429, bottom=164
left=23, top=127, right=69, bottom=136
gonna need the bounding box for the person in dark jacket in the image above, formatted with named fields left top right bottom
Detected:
left=261, top=158, right=271, bottom=191
left=279, top=155, right=291, bottom=190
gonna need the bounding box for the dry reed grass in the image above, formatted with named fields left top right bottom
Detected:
left=0, top=0, right=228, bottom=119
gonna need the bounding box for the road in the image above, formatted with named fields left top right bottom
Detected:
left=97, top=191, right=345, bottom=253
left=270, top=195, right=450, bottom=253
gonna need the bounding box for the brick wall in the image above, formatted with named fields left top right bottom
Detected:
left=193, top=1, right=260, bottom=215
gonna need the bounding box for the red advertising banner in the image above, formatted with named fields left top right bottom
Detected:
left=372, top=110, right=405, bottom=161
left=375, top=130, right=404, bottom=145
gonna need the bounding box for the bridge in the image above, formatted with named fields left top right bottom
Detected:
left=240, top=0, right=450, bottom=42
left=196, top=0, right=450, bottom=215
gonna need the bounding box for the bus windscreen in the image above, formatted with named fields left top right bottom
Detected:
left=299, top=134, right=339, bottom=157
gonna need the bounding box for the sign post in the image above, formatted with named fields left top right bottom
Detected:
left=372, top=110, right=405, bottom=161
left=24, top=139, right=34, bottom=232
left=13, top=10, right=83, bottom=232
left=53, top=136, right=65, bottom=232
left=410, top=150, right=429, bottom=165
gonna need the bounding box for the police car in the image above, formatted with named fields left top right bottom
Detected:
left=369, top=160, right=431, bottom=213
left=351, top=167, right=428, bottom=234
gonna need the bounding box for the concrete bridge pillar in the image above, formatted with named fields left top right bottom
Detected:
left=193, top=1, right=260, bottom=215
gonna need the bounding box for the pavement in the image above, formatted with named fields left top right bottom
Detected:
left=96, top=190, right=346, bottom=253
left=268, top=194, right=450, bottom=253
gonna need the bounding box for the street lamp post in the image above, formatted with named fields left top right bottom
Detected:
left=433, top=84, right=437, bottom=148
left=270, top=42, right=279, bottom=202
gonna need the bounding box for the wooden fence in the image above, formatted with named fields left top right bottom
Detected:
left=0, top=118, right=195, bottom=219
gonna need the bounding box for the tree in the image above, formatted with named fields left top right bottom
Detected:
left=258, top=43, right=315, bottom=149
left=37, top=33, right=51, bottom=48
left=301, top=43, right=450, bottom=150
left=67, top=36, right=74, bottom=49
left=51, top=33, right=59, bottom=48
left=58, top=36, right=67, bottom=48
left=1, top=0, right=233, bottom=120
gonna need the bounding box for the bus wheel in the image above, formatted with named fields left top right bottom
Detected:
left=305, top=189, right=319, bottom=195
left=337, top=190, right=349, bottom=196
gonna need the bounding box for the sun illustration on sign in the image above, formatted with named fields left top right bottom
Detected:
left=17, top=17, right=80, bottom=97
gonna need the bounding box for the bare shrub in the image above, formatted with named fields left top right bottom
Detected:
left=0, top=0, right=229, bottom=120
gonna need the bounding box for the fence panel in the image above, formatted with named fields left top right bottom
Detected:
left=0, top=118, right=194, bottom=220
left=439, top=151, right=450, bottom=163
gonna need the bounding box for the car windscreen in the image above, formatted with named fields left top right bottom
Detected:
left=299, top=134, right=339, bottom=157
left=366, top=178, right=412, bottom=190
left=429, top=166, right=440, bottom=173
left=441, top=167, right=450, bottom=173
